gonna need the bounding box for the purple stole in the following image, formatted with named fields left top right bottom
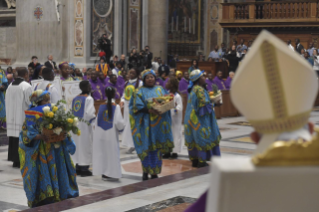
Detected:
left=178, top=78, right=189, bottom=95
left=90, top=79, right=105, bottom=101
left=225, top=77, right=232, bottom=90
left=155, top=78, right=164, bottom=87
left=117, top=75, right=125, bottom=88
left=83, top=75, right=87, bottom=80
left=205, top=79, right=215, bottom=92
left=213, top=76, right=226, bottom=90
left=106, top=82, right=124, bottom=99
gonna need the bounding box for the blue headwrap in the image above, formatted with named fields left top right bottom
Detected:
left=188, top=69, right=204, bottom=90
left=69, top=63, right=76, bottom=70
left=141, top=69, right=156, bottom=80
left=29, top=89, right=51, bottom=108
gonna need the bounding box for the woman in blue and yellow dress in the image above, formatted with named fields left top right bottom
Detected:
left=0, top=68, right=8, bottom=129
left=19, top=90, right=79, bottom=208
left=184, top=69, right=221, bottom=168
left=129, top=69, right=174, bottom=181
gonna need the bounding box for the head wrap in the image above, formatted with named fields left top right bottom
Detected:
left=59, top=61, right=68, bottom=69
left=141, top=69, right=156, bottom=80
left=188, top=69, right=204, bottom=90
left=32, top=65, right=44, bottom=80
left=176, top=70, right=182, bottom=76
left=69, top=63, right=75, bottom=70
left=29, top=89, right=50, bottom=107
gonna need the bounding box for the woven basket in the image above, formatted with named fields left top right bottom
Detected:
left=152, top=100, right=175, bottom=114
left=42, top=128, right=65, bottom=143
left=210, top=92, right=222, bottom=103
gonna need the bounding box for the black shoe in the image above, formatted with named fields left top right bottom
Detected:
left=13, top=161, right=20, bottom=168
left=81, top=170, right=93, bottom=177
left=197, top=162, right=209, bottom=168
left=151, top=175, right=158, bottom=179
left=76, top=169, right=82, bottom=176
left=192, top=159, right=199, bottom=168
left=142, top=172, right=149, bottom=181
left=102, top=175, right=111, bottom=181
left=162, top=153, right=171, bottom=159
left=171, top=153, right=178, bottom=159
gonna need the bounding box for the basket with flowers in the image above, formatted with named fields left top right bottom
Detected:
left=209, top=90, right=222, bottom=103
left=38, top=100, right=88, bottom=144
left=147, top=93, right=175, bottom=114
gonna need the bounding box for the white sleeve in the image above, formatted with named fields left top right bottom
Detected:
left=49, top=86, right=61, bottom=104
left=24, top=85, right=32, bottom=107
left=114, top=105, right=125, bottom=131
left=175, top=94, right=183, bottom=112
left=139, top=81, right=143, bottom=87
left=85, top=97, right=96, bottom=122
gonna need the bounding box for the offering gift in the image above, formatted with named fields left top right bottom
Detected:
left=209, top=90, right=222, bottom=103
left=147, top=94, right=175, bottom=114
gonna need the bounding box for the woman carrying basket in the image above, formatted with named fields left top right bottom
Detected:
left=129, top=69, right=174, bottom=181
left=19, top=90, right=79, bottom=208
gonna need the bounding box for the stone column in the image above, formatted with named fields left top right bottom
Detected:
left=113, top=0, right=123, bottom=57
left=148, top=0, right=168, bottom=61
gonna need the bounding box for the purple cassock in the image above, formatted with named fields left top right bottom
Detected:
left=99, top=78, right=109, bottom=86
left=213, top=76, right=227, bottom=90
left=205, top=79, right=215, bottom=92
left=89, top=79, right=106, bottom=101
left=225, top=77, right=232, bottom=90
left=155, top=77, right=164, bottom=87
left=83, top=75, right=88, bottom=80
left=184, top=191, right=207, bottom=212
left=162, top=77, right=169, bottom=90
left=117, top=75, right=125, bottom=88
left=178, top=78, right=189, bottom=95
left=106, top=81, right=124, bottom=99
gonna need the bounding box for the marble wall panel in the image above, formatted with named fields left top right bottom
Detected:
left=74, top=0, right=84, bottom=57
left=127, top=0, right=141, bottom=52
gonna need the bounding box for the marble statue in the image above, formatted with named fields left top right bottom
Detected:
left=5, top=0, right=15, bottom=9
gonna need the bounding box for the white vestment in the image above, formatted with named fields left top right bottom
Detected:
left=121, top=79, right=143, bottom=148
left=6, top=81, right=32, bottom=137
left=36, top=80, right=62, bottom=104
left=71, top=96, right=96, bottom=166
left=92, top=104, right=125, bottom=178
left=171, top=93, right=183, bottom=153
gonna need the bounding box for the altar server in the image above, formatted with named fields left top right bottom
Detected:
left=6, top=67, right=32, bottom=167
left=90, top=71, right=105, bottom=101
left=59, top=62, right=74, bottom=82
left=225, top=71, right=235, bottom=90
left=92, top=86, right=125, bottom=180
left=121, top=68, right=142, bottom=154
left=71, top=81, right=96, bottom=177
left=165, top=77, right=183, bottom=158
left=213, top=70, right=226, bottom=90
left=106, top=74, right=124, bottom=102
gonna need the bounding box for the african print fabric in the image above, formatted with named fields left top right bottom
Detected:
left=0, top=69, right=7, bottom=128
left=141, top=150, right=162, bottom=175
left=184, top=85, right=221, bottom=162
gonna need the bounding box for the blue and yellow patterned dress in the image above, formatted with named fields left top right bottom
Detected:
left=0, top=69, right=8, bottom=128
left=19, top=103, right=79, bottom=208
left=129, top=85, right=174, bottom=175
left=184, top=85, right=221, bottom=163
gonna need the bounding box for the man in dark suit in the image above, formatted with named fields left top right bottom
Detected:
left=144, top=46, right=153, bottom=69
left=44, top=55, right=57, bottom=70
left=295, top=38, right=304, bottom=54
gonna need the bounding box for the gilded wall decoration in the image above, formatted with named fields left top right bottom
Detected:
left=74, top=0, right=84, bottom=57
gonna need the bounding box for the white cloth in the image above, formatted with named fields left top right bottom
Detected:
left=171, top=93, right=183, bottom=153
left=6, top=81, right=32, bottom=137
left=92, top=104, right=125, bottom=178
left=152, top=62, right=159, bottom=71
left=288, top=44, right=295, bottom=51
left=121, top=79, right=143, bottom=148
left=313, top=56, right=319, bottom=71
left=71, top=96, right=96, bottom=166
left=36, top=80, right=62, bottom=104
left=111, top=68, right=118, bottom=77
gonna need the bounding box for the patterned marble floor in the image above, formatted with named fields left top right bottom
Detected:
left=4, top=110, right=318, bottom=212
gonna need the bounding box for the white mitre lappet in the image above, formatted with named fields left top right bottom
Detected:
left=231, top=30, right=318, bottom=155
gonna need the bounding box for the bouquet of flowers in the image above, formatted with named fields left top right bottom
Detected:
left=38, top=100, right=88, bottom=145
left=147, top=94, right=175, bottom=114
left=209, top=90, right=222, bottom=103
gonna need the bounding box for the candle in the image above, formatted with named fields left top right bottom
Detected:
left=184, top=17, right=186, bottom=32
left=176, top=16, right=178, bottom=31
left=193, top=18, right=195, bottom=34
left=171, top=17, right=174, bottom=32
left=189, top=18, right=191, bottom=33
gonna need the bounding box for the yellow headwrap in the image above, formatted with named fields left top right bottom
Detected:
left=176, top=70, right=182, bottom=76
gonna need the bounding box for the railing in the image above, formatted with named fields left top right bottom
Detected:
left=222, top=1, right=318, bottom=24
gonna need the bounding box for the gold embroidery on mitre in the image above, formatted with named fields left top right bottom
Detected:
left=249, top=41, right=309, bottom=134
left=249, top=110, right=311, bottom=134
left=252, top=128, right=319, bottom=166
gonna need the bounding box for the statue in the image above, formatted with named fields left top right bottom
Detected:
left=5, top=0, right=15, bottom=9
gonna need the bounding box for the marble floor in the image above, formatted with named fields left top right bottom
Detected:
left=3, top=111, right=318, bottom=212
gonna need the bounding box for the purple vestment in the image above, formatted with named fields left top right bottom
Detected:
left=117, top=75, right=125, bottom=88
left=213, top=76, right=227, bottom=90
left=99, top=78, right=109, bottom=86
left=178, top=78, right=189, bottom=95
left=106, top=81, right=124, bottom=99
left=225, top=77, right=232, bottom=90
left=90, top=79, right=106, bottom=101
left=205, top=79, right=215, bottom=92
left=184, top=191, right=207, bottom=212
left=162, top=77, right=169, bottom=90
left=155, top=78, right=164, bottom=87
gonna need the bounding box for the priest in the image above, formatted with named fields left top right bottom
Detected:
left=213, top=70, right=226, bottom=90
left=6, top=67, right=32, bottom=167
left=205, top=72, right=216, bottom=92
left=106, top=74, right=124, bottom=103
left=90, top=71, right=105, bottom=101
left=225, top=71, right=234, bottom=90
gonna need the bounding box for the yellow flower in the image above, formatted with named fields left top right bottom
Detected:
left=52, top=106, right=58, bottom=112
left=48, top=124, right=53, bottom=129
left=48, top=112, right=54, bottom=118
left=35, top=114, right=40, bottom=120
left=67, top=118, right=74, bottom=124
left=77, top=130, right=81, bottom=136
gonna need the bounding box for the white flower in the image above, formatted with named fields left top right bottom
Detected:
left=51, top=103, right=55, bottom=107
left=53, top=127, right=63, bottom=135
left=42, top=106, right=51, bottom=114
left=54, top=143, right=61, bottom=149
left=73, top=117, right=79, bottom=126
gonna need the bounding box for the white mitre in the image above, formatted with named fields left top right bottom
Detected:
left=231, top=30, right=318, bottom=155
